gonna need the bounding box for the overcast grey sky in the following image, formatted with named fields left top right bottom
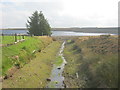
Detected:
left=0, top=0, right=119, bottom=28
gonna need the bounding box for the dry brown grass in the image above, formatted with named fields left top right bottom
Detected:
left=63, top=35, right=118, bottom=88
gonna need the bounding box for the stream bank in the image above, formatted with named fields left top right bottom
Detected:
left=63, top=36, right=118, bottom=88
left=2, top=41, right=61, bottom=88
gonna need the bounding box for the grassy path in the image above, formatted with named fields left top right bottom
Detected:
left=2, top=41, right=61, bottom=88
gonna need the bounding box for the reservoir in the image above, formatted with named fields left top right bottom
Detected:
left=1, top=29, right=118, bottom=36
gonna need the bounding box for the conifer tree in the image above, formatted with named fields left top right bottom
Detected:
left=26, top=11, right=51, bottom=36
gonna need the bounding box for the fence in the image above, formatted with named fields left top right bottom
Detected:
left=1, top=33, right=27, bottom=45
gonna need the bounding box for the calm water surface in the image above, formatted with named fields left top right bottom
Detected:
left=2, top=30, right=116, bottom=36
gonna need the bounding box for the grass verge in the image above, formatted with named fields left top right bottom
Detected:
left=2, top=36, right=52, bottom=76
left=2, top=41, right=61, bottom=88
left=1, top=36, right=26, bottom=44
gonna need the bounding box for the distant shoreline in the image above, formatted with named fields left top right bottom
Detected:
left=0, top=27, right=118, bottom=30
left=0, top=28, right=27, bottom=30
left=0, top=27, right=118, bottom=34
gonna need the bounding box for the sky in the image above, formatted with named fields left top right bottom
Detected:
left=0, top=0, right=119, bottom=28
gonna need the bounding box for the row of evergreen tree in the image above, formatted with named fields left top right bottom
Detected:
left=26, top=11, right=51, bottom=36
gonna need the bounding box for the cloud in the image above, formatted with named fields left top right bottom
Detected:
left=1, top=1, right=63, bottom=28
left=1, top=0, right=119, bottom=28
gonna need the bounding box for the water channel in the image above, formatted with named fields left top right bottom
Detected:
left=47, top=41, right=67, bottom=88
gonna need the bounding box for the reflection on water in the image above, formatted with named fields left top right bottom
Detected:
left=2, top=30, right=28, bottom=34
left=51, top=31, right=116, bottom=36
left=2, top=30, right=116, bottom=36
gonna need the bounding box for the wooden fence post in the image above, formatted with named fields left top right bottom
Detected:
left=2, top=33, right=4, bottom=40
left=22, top=35, right=24, bottom=39
left=19, top=34, right=21, bottom=41
left=15, top=33, right=17, bottom=42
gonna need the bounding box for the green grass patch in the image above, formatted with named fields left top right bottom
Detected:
left=67, top=40, right=72, bottom=43
left=55, top=56, right=63, bottom=66
left=1, top=36, right=26, bottom=44
left=2, top=36, right=52, bottom=76
left=48, top=81, right=58, bottom=88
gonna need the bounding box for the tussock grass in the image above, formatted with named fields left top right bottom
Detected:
left=63, top=35, right=118, bottom=88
